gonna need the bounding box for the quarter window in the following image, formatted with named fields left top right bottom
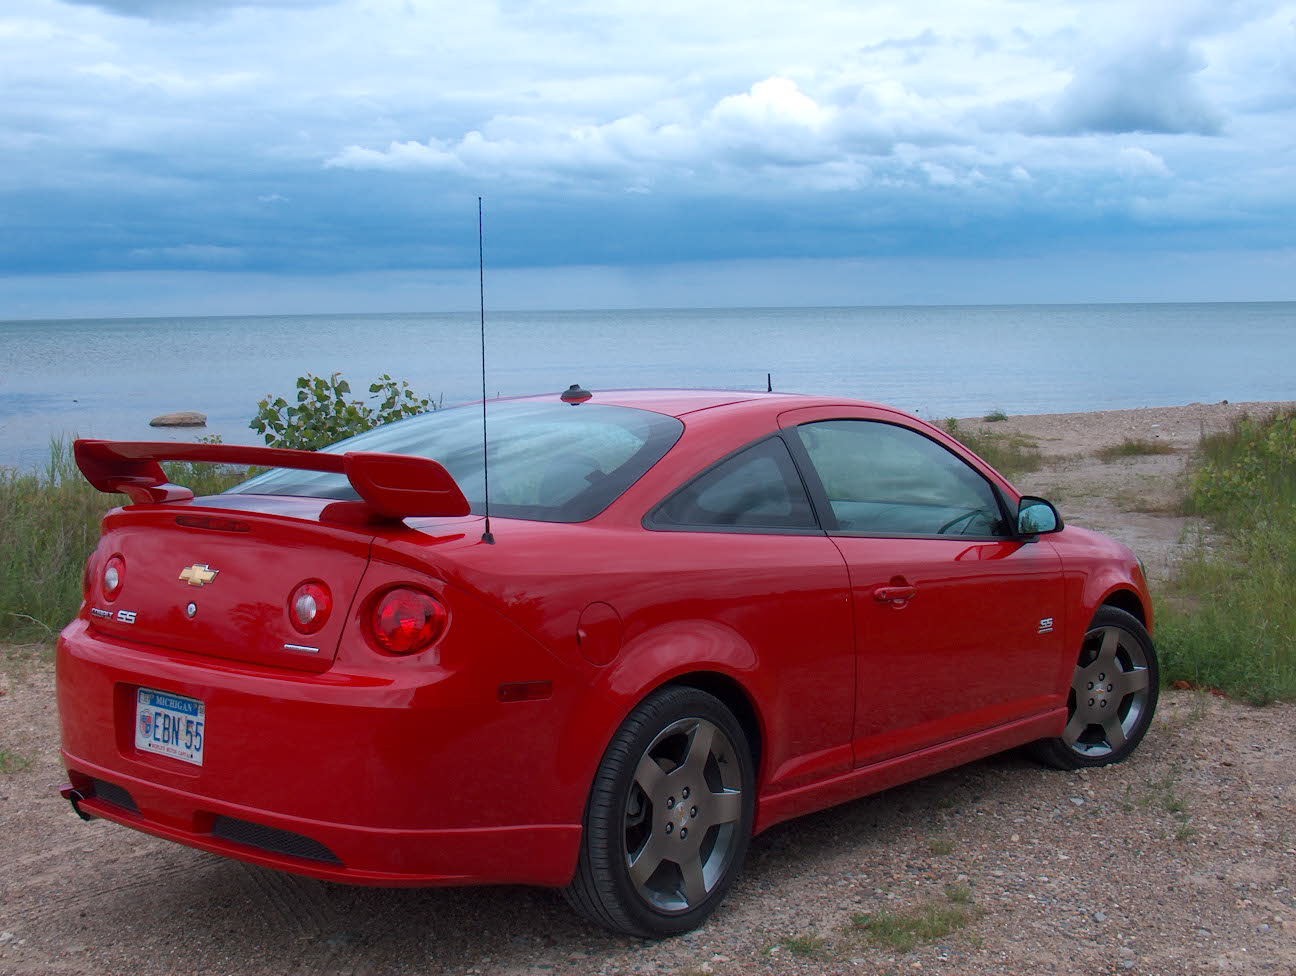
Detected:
left=795, top=420, right=1008, bottom=537
left=650, top=437, right=818, bottom=531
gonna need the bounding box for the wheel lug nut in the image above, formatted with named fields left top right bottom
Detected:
left=665, top=822, right=673, bottom=834
left=690, top=806, right=698, bottom=817
left=667, top=796, right=675, bottom=809
left=1088, top=698, right=1095, bottom=706
left=1101, top=699, right=1107, bottom=707
left=679, top=827, right=688, bottom=839
left=1107, top=684, right=1113, bottom=692
left=682, top=786, right=691, bottom=799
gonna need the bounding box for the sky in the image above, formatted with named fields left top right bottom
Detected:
left=1, top=0, right=1294, bottom=318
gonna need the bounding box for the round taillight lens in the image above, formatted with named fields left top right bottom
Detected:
left=288, top=581, right=332, bottom=635
left=371, top=588, right=447, bottom=655
left=103, top=555, right=126, bottom=601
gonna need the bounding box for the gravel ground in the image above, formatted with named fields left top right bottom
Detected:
left=2, top=400, right=1294, bottom=976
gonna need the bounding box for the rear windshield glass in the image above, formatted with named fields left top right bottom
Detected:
left=229, top=400, right=684, bottom=523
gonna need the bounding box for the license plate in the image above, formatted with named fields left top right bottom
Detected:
left=135, top=689, right=205, bottom=766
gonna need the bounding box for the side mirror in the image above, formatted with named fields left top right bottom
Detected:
left=1017, top=496, right=1063, bottom=537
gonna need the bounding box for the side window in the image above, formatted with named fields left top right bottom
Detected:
left=795, top=420, right=1008, bottom=537
left=650, top=437, right=818, bottom=531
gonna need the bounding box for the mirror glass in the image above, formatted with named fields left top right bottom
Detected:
left=1017, top=497, right=1060, bottom=535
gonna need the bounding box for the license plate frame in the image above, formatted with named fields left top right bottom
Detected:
left=135, top=688, right=205, bottom=766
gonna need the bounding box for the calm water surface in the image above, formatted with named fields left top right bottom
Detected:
left=1, top=302, right=1293, bottom=470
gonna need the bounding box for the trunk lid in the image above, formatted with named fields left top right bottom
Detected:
left=86, top=497, right=373, bottom=673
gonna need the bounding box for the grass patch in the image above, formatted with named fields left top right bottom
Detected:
left=1095, top=438, right=1177, bottom=461
left=0, top=749, right=33, bottom=774
left=982, top=409, right=1009, bottom=423
left=779, top=933, right=831, bottom=958
left=944, top=419, right=1042, bottom=479
left=928, top=837, right=955, bottom=856
left=1143, top=768, right=1189, bottom=815
left=943, top=882, right=974, bottom=905
left=0, top=438, right=245, bottom=643
left=1139, top=767, right=1195, bottom=841
left=1157, top=410, right=1296, bottom=703
left=851, top=902, right=976, bottom=953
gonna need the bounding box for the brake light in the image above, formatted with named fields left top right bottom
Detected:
left=103, top=555, right=126, bottom=601
left=288, top=581, right=332, bottom=635
left=370, top=588, right=448, bottom=655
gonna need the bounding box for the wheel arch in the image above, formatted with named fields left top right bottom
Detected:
left=656, top=670, right=765, bottom=779
left=1101, top=587, right=1147, bottom=628
left=554, top=622, right=767, bottom=823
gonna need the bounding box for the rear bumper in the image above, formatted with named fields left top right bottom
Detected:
left=58, top=766, right=579, bottom=886
left=57, top=619, right=583, bottom=887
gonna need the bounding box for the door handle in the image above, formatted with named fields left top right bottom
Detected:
left=873, top=585, right=917, bottom=606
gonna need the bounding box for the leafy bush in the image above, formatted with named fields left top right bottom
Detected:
left=1158, top=411, right=1296, bottom=703
left=250, top=372, right=434, bottom=452
left=1188, top=411, right=1296, bottom=531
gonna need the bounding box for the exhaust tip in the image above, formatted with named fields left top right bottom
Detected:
left=60, top=784, right=95, bottom=822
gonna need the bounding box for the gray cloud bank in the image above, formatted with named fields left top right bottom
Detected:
left=1, top=0, right=1294, bottom=312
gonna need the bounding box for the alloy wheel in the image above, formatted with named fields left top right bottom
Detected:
left=622, top=716, right=744, bottom=914
left=1063, top=623, right=1152, bottom=758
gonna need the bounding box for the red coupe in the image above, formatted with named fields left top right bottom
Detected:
left=58, top=389, right=1158, bottom=937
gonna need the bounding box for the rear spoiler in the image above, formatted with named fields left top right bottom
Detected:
left=73, top=439, right=471, bottom=521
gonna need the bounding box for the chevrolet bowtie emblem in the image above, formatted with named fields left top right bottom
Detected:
left=179, top=564, right=219, bottom=587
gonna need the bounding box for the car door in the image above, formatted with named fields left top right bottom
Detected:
left=779, top=406, right=1066, bottom=767
left=644, top=434, right=857, bottom=793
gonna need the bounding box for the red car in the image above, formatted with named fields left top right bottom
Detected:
left=58, top=389, right=1158, bottom=938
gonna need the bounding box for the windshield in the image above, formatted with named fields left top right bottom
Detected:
left=229, top=399, right=684, bottom=523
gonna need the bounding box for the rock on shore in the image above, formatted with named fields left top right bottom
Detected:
left=148, top=411, right=207, bottom=428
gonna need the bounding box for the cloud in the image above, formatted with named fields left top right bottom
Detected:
left=3, top=0, right=1294, bottom=296
left=1117, top=147, right=1171, bottom=178
left=328, top=76, right=901, bottom=189
left=60, top=0, right=335, bottom=19
left=1052, top=39, right=1224, bottom=135
left=127, top=244, right=245, bottom=266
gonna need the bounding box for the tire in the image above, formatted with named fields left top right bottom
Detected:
left=1032, top=605, right=1159, bottom=770
left=564, top=686, right=755, bottom=938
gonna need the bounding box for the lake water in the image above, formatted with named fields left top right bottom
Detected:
left=2, top=302, right=1293, bottom=470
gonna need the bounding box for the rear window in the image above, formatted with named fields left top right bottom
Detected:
left=229, top=400, right=684, bottom=523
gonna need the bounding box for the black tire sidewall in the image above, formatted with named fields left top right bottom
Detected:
left=582, top=686, right=755, bottom=938
left=1053, top=605, right=1160, bottom=768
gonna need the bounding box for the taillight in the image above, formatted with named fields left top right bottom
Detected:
left=288, top=581, right=332, bottom=635
left=103, top=555, right=126, bottom=601
left=370, top=588, right=448, bottom=655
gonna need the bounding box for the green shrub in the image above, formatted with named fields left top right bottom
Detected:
left=250, top=372, right=434, bottom=452
left=1188, top=411, right=1296, bottom=531
left=1158, top=411, right=1296, bottom=702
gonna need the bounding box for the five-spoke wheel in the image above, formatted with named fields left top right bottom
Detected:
left=565, top=686, right=754, bottom=938
left=1033, top=605, right=1159, bottom=769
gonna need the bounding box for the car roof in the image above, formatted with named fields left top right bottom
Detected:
left=515, top=388, right=889, bottom=419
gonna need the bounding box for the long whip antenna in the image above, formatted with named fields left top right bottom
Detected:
left=478, top=197, right=494, bottom=544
